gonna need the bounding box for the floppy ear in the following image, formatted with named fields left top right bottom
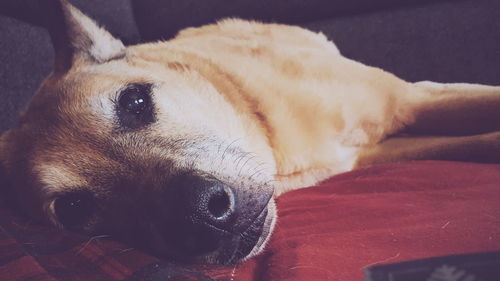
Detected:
left=45, top=0, right=125, bottom=72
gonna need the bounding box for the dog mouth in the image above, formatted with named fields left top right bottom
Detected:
left=135, top=199, right=276, bottom=265
left=193, top=200, right=276, bottom=265
left=227, top=204, right=271, bottom=263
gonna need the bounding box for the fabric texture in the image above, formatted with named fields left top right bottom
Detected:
left=1, top=161, right=500, bottom=280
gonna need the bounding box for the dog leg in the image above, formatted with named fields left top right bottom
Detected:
left=404, top=81, right=500, bottom=136
left=355, top=130, right=500, bottom=167
left=357, top=82, right=500, bottom=166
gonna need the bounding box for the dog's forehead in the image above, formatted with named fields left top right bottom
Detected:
left=10, top=52, right=270, bottom=191
left=11, top=71, right=121, bottom=187
left=17, top=61, right=161, bottom=168
left=24, top=63, right=151, bottom=132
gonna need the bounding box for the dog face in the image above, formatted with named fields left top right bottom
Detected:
left=0, top=0, right=276, bottom=264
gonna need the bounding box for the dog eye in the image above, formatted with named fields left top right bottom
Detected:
left=54, top=191, right=95, bottom=230
left=116, top=84, right=155, bottom=129
left=119, top=85, right=150, bottom=114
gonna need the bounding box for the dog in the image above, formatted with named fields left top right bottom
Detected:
left=1, top=0, right=500, bottom=265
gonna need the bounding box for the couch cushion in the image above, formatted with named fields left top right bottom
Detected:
left=134, top=0, right=500, bottom=84
left=303, top=0, right=500, bottom=84
left=0, top=0, right=140, bottom=44
left=0, top=17, right=52, bottom=133
left=0, top=0, right=141, bottom=133
left=132, top=0, right=453, bottom=41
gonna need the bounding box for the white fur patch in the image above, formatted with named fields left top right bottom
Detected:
left=36, top=163, right=87, bottom=194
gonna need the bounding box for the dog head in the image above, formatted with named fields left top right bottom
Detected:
left=0, top=0, right=276, bottom=264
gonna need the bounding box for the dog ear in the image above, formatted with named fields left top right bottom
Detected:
left=45, top=0, right=125, bottom=72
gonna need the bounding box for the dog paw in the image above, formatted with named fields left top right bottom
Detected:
left=340, top=123, right=385, bottom=147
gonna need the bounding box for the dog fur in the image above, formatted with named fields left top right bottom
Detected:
left=1, top=0, right=499, bottom=264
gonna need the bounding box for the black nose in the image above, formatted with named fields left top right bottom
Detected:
left=170, top=174, right=237, bottom=227
left=202, top=181, right=235, bottom=223
left=141, top=172, right=273, bottom=262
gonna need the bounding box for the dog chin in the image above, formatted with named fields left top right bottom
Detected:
left=241, top=199, right=277, bottom=261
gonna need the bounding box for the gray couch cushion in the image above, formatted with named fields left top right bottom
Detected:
left=0, top=17, right=52, bottom=133
left=131, top=0, right=500, bottom=85
left=303, top=0, right=500, bottom=84
left=0, top=0, right=141, bottom=44
left=0, top=0, right=141, bottom=133
left=132, top=0, right=453, bottom=41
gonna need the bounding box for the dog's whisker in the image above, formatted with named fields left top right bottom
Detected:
left=118, top=247, right=135, bottom=253
left=238, top=155, right=259, bottom=176
left=75, top=235, right=111, bottom=255
left=233, top=155, right=246, bottom=171
left=234, top=152, right=250, bottom=166
left=234, top=151, right=257, bottom=174
left=219, top=138, right=241, bottom=166
left=248, top=164, right=269, bottom=180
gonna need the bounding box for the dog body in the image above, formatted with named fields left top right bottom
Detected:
left=138, top=19, right=429, bottom=193
left=1, top=0, right=500, bottom=264
left=143, top=20, right=500, bottom=193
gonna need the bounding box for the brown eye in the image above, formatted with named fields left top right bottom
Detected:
left=116, top=83, right=155, bottom=129
left=54, top=191, right=95, bottom=230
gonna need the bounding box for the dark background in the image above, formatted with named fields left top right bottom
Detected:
left=1, top=0, right=499, bottom=133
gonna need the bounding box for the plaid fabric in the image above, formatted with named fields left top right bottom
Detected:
left=0, top=200, right=219, bottom=281
left=3, top=160, right=500, bottom=281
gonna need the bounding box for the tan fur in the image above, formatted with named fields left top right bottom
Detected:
left=128, top=19, right=435, bottom=193
left=1, top=1, right=499, bottom=264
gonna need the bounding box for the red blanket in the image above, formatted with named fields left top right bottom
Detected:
left=1, top=161, right=500, bottom=281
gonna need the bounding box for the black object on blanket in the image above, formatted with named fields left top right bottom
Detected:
left=365, top=251, right=500, bottom=281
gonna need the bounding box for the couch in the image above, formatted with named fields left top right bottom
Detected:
left=1, top=0, right=499, bottom=280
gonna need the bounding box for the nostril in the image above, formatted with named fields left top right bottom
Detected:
left=207, top=185, right=235, bottom=220
left=208, top=192, right=229, bottom=218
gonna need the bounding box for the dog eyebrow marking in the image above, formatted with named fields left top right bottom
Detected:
left=36, top=163, right=87, bottom=193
